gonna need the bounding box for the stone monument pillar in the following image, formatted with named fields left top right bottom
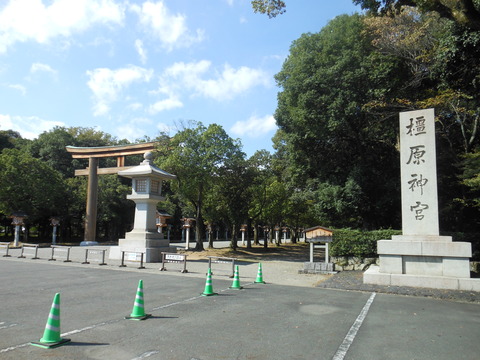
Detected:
left=364, top=108, right=479, bottom=291
left=109, top=152, right=176, bottom=262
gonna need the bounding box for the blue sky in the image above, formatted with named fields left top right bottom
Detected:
left=0, top=0, right=360, bottom=157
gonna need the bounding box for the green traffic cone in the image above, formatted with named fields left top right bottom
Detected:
left=201, top=268, right=218, bottom=296
left=126, top=280, right=151, bottom=320
left=31, top=293, right=71, bottom=348
left=229, top=265, right=243, bottom=290
left=254, top=263, right=266, bottom=284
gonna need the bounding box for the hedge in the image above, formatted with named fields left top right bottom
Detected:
left=330, top=229, right=480, bottom=261
left=330, top=229, right=401, bottom=258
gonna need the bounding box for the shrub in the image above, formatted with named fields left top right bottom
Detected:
left=330, top=229, right=401, bottom=258
left=330, top=229, right=480, bottom=260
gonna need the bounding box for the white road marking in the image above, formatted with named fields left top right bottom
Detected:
left=332, top=292, right=376, bottom=360
left=0, top=323, right=17, bottom=330
left=131, top=350, right=160, bottom=359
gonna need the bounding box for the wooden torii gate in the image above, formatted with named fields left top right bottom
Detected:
left=66, top=142, right=157, bottom=244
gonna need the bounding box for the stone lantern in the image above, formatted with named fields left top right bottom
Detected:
left=282, top=226, right=288, bottom=243
left=156, top=210, right=172, bottom=234
left=50, top=217, right=61, bottom=245
left=181, top=217, right=195, bottom=249
left=109, top=152, right=176, bottom=262
left=274, top=225, right=280, bottom=243
left=240, top=224, right=247, bottom=245
left=11, top=211, right=27, bottom=247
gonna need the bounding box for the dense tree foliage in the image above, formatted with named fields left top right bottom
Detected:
left=274, top=14, right=403, bottom=229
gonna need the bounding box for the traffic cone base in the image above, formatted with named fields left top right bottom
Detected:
left=31, top=338, right=71, bottom=349
left=125, top=313, right=152, bottom=320
left=31, top=293, right=70, bottom=349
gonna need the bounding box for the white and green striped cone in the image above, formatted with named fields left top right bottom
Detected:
left=126, top=280, right=151, bottom=320
left=229, top=265, right=243, bottom=290
left=201, top=268, right=218, bottom=296
left=254, top=263, right=266, bottom=284
left=31, top=293, right=71, bottom=348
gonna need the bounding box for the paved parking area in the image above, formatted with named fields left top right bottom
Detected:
left=1, top=255, right=479, bottom=360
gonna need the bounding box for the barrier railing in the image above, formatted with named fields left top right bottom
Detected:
left=160, top=252, right=188, bottom=273
left=0, top=242, right=11, bottom=257
left=18, top=243, right=40, bottom=259
left=119, top=251, right=145, bottom=269
left=207, top=256, right=236, bottom=278
left=82, top=248, right=107, bottom=265
left=49, top=245, right=72, bottom=262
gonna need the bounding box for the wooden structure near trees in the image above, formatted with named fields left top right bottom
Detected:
left=66, top=142, right=157, bottom=244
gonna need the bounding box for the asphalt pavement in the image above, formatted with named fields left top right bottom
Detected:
left=0, top=246, right=479, bottom=360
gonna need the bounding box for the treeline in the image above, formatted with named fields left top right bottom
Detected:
left=0, top=127, right=138, bottom=242
left=2, top=1, right=480, bottom=250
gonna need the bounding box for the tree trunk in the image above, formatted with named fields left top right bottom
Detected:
left=194, top=185, right=205, bottom=251
left=253, top=222, right=259, bottom=245
left=246, top=219, right=252, bottom=249
left=291, top=229, right=297, bottom=244
left=230, top=223, right=237, bottom=250
left=208, top=230, right=214, bottom=249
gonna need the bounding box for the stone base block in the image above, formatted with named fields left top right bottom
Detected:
left=118, top=237, right=170, bottom=249
left=298, top=262, right=335, bottom=274
left=123, top=230, right=165, bottom=241
left=378, top=239, right=472, bottom=257
left=109, top=245, right=176, bottom=263
left=377, top=237, right=472, bottom=278
left=364, top=266, right=480, bottom=292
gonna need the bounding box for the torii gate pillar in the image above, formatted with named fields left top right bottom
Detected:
left=84, top=157, right=99, bottom=244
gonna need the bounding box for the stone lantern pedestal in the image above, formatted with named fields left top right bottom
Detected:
left=109, top=152, right=177, bottom=263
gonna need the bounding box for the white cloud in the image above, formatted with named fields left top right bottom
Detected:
left=86, top=65, right=153, bottom=116
left=8, top=84, right=27, bottom=95
left=0, top=0, right=125, bottom=54
left=0, top=113, right=65, bottom=139
left=149, top=97, right=183, bottom=114
left=130, top=0, right=204, bottom=51
left=135, top=39, right=147, bottom=64
left=30, top=63, right=58, bottom=81
left=231, top=114, right=277, bottom=137
left=162, top=60, right=270, bottom=101
left=30, top=62, right=56, bottom=74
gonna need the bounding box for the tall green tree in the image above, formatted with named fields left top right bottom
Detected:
left=0, top=130, right=28, bottom=152
left=156, top=122, right=244, bottom=250
left=212, top=156, right=253, bottom=250
left=274, top=14, right=403, bottom=228
left=28, top=127, right=77, bottom=178
left=0, top=149, right=67, bottom=232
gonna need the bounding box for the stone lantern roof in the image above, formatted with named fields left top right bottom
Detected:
left=118, top=152, right=176, bottom=180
